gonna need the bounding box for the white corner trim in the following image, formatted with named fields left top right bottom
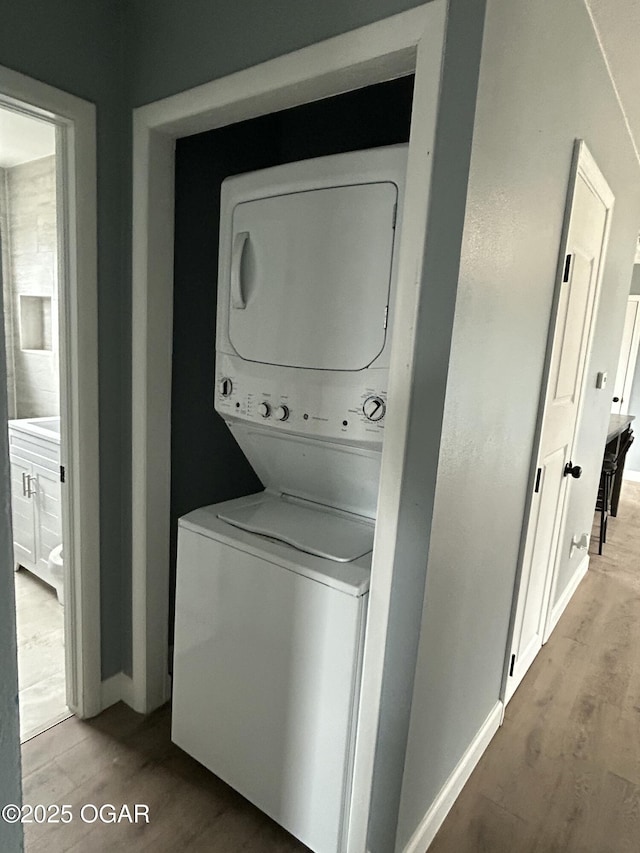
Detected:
left=544, top=554, right=589, bottom=643
left=584, top=3, right=640, bottom=168
left=402, top=702, right=503, bottom=853
left=101, top=673, right=136, bottom=712
left=624, top=469, right=640, bottom=483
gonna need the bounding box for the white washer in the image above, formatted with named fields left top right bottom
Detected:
left=172, top=492, right=371, bottom=853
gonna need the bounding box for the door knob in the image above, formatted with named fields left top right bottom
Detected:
left=564, top=462, right=582, bottom=479
left=613, top=396, right=620, bottom=403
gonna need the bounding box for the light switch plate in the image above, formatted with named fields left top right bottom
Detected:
left=596, top=371, right=607, bottom=389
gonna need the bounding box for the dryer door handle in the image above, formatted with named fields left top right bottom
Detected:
left=231, top=231, right=249, bottom=310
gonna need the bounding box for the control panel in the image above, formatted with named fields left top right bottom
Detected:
left=215, top=359, right=388, bottom=447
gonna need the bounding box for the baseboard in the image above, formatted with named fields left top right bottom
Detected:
left=402, top=701, right=503, bottom=853
left=623, top=469, right=640, bottom=483
left=544, top=554, right=589, bottom=643
left=101, top=672, right=136, bottom=711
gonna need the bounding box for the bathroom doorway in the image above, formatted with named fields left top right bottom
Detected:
left=0, top=64, right=102, bottom=733
left=0, top=106, right=69, bottom=740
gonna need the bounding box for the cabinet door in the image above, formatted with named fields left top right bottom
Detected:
left=9, top=452, right=36, bottom=569
left=32, top=462, right=62, bottom=573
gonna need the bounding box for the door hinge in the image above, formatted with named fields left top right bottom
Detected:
left=509, top=653, right=516, bottom=677
left=383, top=305, right=389, bottom=330
left=392, top=202, right=397, bottom=229
left=563, top=254, right=572, bottom=283
left=60, top=465, right=66, bottom=484
left=534, top=467, right=542, bottom=493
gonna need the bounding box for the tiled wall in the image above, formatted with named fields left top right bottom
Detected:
left=3, top=156, right=59, bottom=418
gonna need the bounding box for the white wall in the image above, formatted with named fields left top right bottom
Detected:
left=396, top=0, right=640, bottom=848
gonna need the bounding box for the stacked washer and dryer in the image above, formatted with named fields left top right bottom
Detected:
left=172, top=144, right=407, bottom=853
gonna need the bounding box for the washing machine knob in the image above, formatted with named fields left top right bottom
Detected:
left=258, top=402, right=271, bottom=418
left=275, top=405, right=289, bottom=422
left=219, top=377, right=233, bottom=397
left=363, top=395, right=386, bottom=421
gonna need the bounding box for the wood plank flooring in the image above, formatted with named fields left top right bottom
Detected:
left=429, top=480, right=640, bottom=853
left=21, top=701, right=310, bottom=852
left=21, top=482, right=640, bottom=852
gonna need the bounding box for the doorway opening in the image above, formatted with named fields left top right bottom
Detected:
left=0, top=63, right=102, bottom=738
left=505, top=142, right=615, bottom=704
left=0, top=106, right=68, bottom=740
left=131, top=5, right=451, bottom=848
left=169, top=75, right=415, bottom=659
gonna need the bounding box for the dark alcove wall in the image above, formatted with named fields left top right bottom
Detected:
left=170, top=74, right=414, bottom=641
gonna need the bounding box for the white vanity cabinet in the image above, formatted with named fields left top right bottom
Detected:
left=8, top=418, right=62, bottom=594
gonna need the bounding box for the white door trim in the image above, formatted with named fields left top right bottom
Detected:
left=0, top=65, right=102, bottom=718
left=614, top=295, right=640, bottom=414
left=130, top=3, right=447, bottom=848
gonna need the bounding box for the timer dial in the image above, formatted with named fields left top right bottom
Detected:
left=219, top=377, right=233, bottom=397
left=258, top=402, right=271, bottom=418
left=363, top=395, right=386, bottom=422
left=274, top=405, right=290, bottom=422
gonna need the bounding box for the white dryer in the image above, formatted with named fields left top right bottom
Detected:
left=172, top=145, right=407, bottom=853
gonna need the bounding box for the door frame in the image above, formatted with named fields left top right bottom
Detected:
left=0, top=65, right=102, bottom=718
left=131, top=3, right=450, bottom=849
left=503, top=140, right=614, bottom=704
left=612, top=294, right=640, bottom=415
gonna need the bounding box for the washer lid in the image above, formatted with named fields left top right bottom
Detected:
left=217, top=493, right=374, bottom=563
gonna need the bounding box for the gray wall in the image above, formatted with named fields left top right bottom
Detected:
left=397, top=0, right=640, bottom=847
left=625, top=265, right=640, bottom=471
left=127, top=0, right=427, bottom=107
left=0, top=0, right=128, bottom=678
left=0, top=278, right=23, bottom=850
left=5, top=156, right=59, bottom=419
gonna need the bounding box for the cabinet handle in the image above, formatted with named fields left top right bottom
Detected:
left=21, top=472, right=27, bottom=497
left=26, top=475, right=37, bottom=498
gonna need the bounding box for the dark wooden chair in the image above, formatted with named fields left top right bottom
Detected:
left=595, top=452, right=617, bottom=555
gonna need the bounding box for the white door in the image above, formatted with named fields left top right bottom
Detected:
left=505, top=142, right=614, bottom=704
left=611, top=295, right=640, bottom=414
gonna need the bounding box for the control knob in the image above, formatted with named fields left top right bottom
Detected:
left=363, top=395, right=386, bottom=422
left=274, top=405, right=290, bottom=422
left=258, top=402, right=271, bottom=418
left=219, top=377, right=233, bottom=397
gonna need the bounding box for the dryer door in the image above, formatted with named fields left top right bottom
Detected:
left=228, top=181, right=398, bottom=371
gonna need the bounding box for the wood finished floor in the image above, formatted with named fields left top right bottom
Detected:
left=21, top=702, right=310, bottom=852
left=430, top=480, right=640, bottom=853
left=21, top=482, right=640, bottom=852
